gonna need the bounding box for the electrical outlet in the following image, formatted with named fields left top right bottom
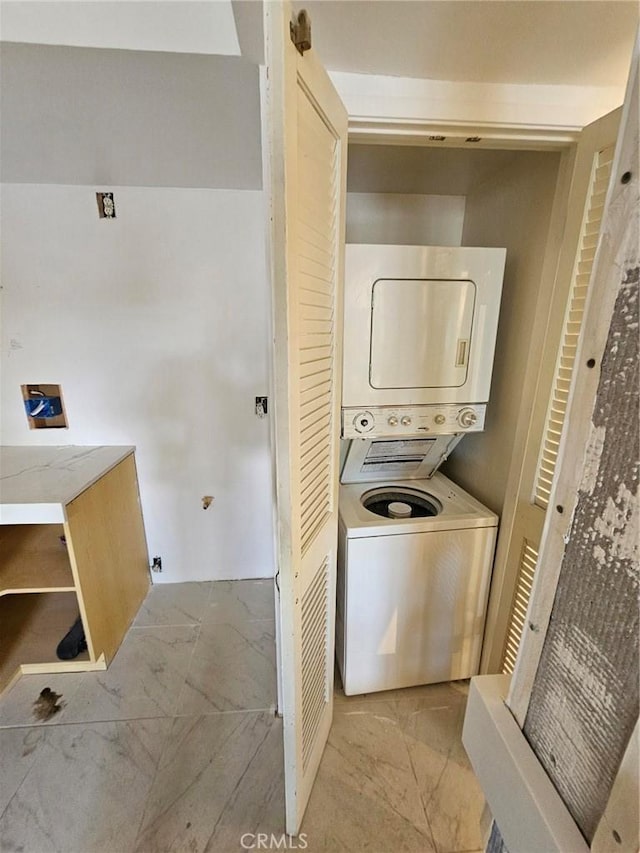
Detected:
left=96, top=192, right=116, bottom=218
left=255, top=396, right=268, bottom=418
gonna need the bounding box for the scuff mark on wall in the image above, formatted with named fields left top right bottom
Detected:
left=8, top=338, right=23, bottom=358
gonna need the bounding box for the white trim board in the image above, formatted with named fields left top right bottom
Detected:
left=463, top=675, right=589, bottom=853
left=331, top=71, right=626, bottom=147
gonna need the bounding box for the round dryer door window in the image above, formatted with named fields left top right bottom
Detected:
left=362, top=487, right=442, bottom=519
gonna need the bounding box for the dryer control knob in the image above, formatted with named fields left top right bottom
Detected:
left=387, top=416, right=398, bottom=427
left=458, top=408, right=478, bottom=428
left=354, top=411, right=374, bottom=433
left=434, top=414, right=446, bottom=425
left=401, top=416, right=412, bottom=427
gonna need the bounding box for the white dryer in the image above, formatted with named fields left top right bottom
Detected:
left=336, top=437, right=498, bottom=696
left=342, top=244, right=506, bottom=439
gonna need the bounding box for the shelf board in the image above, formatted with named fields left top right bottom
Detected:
left=0, top=524, right=76, bottom=595
left=0, top=592, right=89, bottom=693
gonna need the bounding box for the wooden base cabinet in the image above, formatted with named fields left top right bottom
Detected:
left=0, top=447, right=150, bottom=693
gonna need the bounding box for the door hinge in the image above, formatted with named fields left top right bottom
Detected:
left=290, top=9, right=312, bottom=56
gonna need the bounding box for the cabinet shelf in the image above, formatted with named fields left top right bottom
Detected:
left=0, top=446, right=150, bottom=695
left=0, top=525, right=76, bottom=595
left=0, top=592, right=89, bottom=691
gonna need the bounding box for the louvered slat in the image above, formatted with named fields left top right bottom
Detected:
left=502, top=540, right=540, bottom=673
left=301, top=559, right=330, bottom=770
left=533, top=144, right=614, bottom=510
left=299, top=255, right=335, bottom=282
left=300, top=368, right=332, bottom=392
left=300, top=348, right=332, bottom=366
left=296, top=88, right=338, bottom=557
left=300, top=289, right=333, bottom=309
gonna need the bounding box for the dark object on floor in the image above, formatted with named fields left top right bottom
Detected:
left=56, top=616, right=87, bottom=660
left=33, top=687, right=64, bottom=721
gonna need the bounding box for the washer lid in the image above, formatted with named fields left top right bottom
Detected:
left=341, top=434, right=463, bottom=484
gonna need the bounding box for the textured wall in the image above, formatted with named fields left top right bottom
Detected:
left=523, top=261, right=639, bottom=840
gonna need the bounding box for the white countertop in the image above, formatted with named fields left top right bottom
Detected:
left=0, top=446, right=136, bottom=524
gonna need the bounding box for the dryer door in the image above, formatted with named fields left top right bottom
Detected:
left=342, top=245, right=506, bottom=409
left=370, top=278, right=475, bottom=389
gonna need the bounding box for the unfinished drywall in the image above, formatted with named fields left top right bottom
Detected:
left=0, top=43, right=262, bottom=189
left=443, top=151, right=561, bottom=514
left=523, top=262, right=639, bottom=840
left=0, top=184, right=273, bottom=583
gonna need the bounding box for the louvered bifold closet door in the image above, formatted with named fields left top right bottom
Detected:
left=265, top=1, right=348, bottom=835
left=298, top=88, right=339, bottom=557
left=295, top=84, right=340, bottom=780
left=499, top=131, right=617, bottom=676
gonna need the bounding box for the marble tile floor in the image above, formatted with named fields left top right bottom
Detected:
left=0, top=581, right=486, bottom=853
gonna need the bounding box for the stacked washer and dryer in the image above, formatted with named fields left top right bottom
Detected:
left=337, top=244, right=506, bottom=696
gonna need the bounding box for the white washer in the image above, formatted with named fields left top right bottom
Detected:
left=337, top=438, right=498, bottom=696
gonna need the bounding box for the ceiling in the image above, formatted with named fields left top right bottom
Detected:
left=302, top=1, right=638, bottom=88
left=1, top=1, right=637, bottom=91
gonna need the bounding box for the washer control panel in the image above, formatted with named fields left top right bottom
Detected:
left=342, top=404, right=486, bottom=438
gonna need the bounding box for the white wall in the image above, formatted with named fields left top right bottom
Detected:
left=0, top=41, right=273, bottom=584
left=0, top=1, right=240, bottom=55
left=0, top=44, right=262, bottom=189
left=1, top=184, right=273, bottom=583
left=347, top=145, right=525, bottom=196
left=444, top=152, right=561, bottom=514
left=346, top=192, right=465, bottom=245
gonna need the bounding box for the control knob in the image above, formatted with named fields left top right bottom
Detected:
left=387, top=416, right=398, bottom=427
left=354, top=411, right=374, bottom=433
left=458, top=407, right=478, bottom=428
left=401, top=416, right=412, bottom=427
left=434, top=414, right=446, bottom=425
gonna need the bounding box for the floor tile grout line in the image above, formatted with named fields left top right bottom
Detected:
left=131, top=618, right=276, bottom=629
left=0, top=706, right=280, bottom=731
left=131, top=622, right=201, bottom=629
left=200, top=618, right=277, bottom=626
